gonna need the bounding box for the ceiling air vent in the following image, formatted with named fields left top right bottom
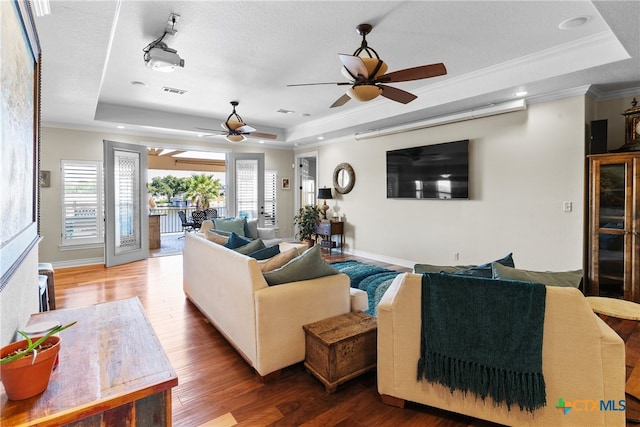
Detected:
left=161, top=86, right=187, bottom=95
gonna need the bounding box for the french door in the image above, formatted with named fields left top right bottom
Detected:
left=226, top=153, right=265, bottom=226
left=104, top=140, right=148, bottom=267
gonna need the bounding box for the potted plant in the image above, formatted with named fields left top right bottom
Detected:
left=294, top=204, right=320, bottom=247
left=0, top=321, right=76, bottom=400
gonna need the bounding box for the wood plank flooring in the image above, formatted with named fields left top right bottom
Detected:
left=51, top=252, right=640, bottom=426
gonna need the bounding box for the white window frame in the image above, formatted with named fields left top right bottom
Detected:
left=60, top=160, right=104, bottom=248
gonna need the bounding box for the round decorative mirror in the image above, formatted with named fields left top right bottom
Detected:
left=333, top=163, right=355, bottom=194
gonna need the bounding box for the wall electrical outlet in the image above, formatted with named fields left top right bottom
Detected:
left=453, top=252, right=460, bottom=261
left=563, top=201, right=572, bottom=212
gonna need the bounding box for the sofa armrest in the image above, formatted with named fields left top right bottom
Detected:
left=253, top=273, right=350, bottom=376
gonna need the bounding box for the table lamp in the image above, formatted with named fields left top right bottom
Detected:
left=317, top=187, right=333, bottom=220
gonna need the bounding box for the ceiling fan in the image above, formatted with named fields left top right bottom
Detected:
left=288, top=23, right=447, bottom=108
left=196, top=101, right=277, bottom=143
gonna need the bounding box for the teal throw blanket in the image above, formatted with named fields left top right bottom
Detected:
left=417, top=273, right=546, bottom=412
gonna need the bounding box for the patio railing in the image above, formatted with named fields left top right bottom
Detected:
left=150, top=206, right=228, bottom=234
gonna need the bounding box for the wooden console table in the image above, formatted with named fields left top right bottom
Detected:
left=0, top=298, right=178, bottom=426
left=315, top=220, right=344, bottom=255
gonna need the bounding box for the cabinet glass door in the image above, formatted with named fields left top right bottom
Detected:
left=591, top=160, right=632, bottom=299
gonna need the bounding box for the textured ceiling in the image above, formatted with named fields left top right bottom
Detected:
left=33, top=1, right=640, bottom=147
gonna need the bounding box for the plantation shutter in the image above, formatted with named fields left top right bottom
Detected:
left=264, top=170, right=277, bottom=226
left=61, top=160, right=104, bottom=246
left=236, top=159, right=258, bottom=220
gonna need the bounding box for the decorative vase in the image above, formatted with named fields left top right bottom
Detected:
left=0, top=336, right=60, bottom=400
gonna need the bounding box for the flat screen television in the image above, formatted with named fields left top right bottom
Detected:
left=386, top=139, right=469, bottom=199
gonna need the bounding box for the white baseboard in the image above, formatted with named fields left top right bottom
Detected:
left=345, top=248, right=415, bottom=270
left=48, top=257, right=104, bottom=270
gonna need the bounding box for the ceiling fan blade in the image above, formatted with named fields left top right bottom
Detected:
left=330, top=93, right=352, bottom=108
left=236, top=124, right=256, bottom=133
left=248, top=131, right=277, bottom=140
left=378, top=63, right=447, bottom=83
left=195, top=127, right=226, bottom=135
left=338, top=54, right=368, bottom=79
left=379, top=84, right=417, bottom=104
left=287, top=82, right=351, bottom=87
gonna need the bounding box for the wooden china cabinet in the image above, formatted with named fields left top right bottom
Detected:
left=587, top=152, right=640, bottom=303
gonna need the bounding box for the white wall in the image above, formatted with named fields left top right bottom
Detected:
left=0, top=245, right=40, bottom=345
left=310, top=96, right=588, bottom=270
left=38, top=127, right=295, bottom=265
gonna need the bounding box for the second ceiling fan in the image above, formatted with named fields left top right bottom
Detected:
left=196, top=101, right=277, bottom=143
left=288, top=24, right=447, bottom=108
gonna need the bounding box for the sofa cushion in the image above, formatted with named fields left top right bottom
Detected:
left=214, top=217, right=246, bottom=237
left=234, top=238, right=266, bottom=255
left=491, top=262, right=582, bottom=288
left=258, top=247, right=299, bottom=272
left=205, top=229, right=229, bottom=245
left=263, top=245, right=339, bottom=286
left=452, top=253, right=515, bottom=278
left=224, top=232, right=252, bottom=249
left=249, top=244, right=280, bottom=260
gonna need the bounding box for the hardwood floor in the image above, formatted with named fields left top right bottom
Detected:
left=51, top=253, right=640, bottom=426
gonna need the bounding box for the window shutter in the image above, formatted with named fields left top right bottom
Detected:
left=235, top=159, right=258, bottom=219
left=61, top=160, right=104, bottom=246
left=264, top=170, right=277, bottom=226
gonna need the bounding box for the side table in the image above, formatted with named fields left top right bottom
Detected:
left=303, top=311, right=377, bottom=393
left=315, top=220, right=344, bottom=255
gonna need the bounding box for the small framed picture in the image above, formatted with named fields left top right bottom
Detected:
left=282, top=178, right=290, bottom=190
left=39, top=170, right=51, bottom=187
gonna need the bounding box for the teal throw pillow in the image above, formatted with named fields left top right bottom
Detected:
left=263, top=244, right=339, bottom=286
left=214, top=217, right=246, bottom=237
left=492, top=262, right=582, bottom=288
left=224, top=232, right=252, bottom=249
left=235, top=238, right=266, bottom=255
left=452, top=253, right=515, bottom=278
left=249, top=244, right=280, bottom=260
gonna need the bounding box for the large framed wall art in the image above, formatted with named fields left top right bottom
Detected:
left=0, top=0, right=41, bottom=290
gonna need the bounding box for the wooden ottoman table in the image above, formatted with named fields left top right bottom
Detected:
left=303, top=311, right=377, bottom=393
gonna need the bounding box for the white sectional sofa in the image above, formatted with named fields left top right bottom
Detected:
left=182, top=232, right=365, bottom=380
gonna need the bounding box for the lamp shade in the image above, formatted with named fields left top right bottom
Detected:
left=318, top=188, right=333, bottom=200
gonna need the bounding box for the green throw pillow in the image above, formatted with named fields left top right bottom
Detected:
left=414, top=264, right=475, bottom=274
left=214, top=217, right=246, bottom=237
left=453, top=253, right=515, bottom=278
left=234, top=238, right=266, bottom=255
left=491, top=262, right=582, bottom=288
left=263, top=244, right=339, bottom=286
left=224, top=232, right=252, bottom=249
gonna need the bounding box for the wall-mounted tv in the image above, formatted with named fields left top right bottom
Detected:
left=386, top=139, right=469, bottom=199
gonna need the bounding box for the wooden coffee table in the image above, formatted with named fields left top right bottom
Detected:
left=303, top=311, right=377, bottom=393
left=1, top=297, right=178, bottom=426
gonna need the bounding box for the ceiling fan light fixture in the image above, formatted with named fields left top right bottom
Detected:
left=348, top=85, right=382, bottom=102
left=225, top=118, right=244, bottom=131
left=226, top=134, right=246, bottom=143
